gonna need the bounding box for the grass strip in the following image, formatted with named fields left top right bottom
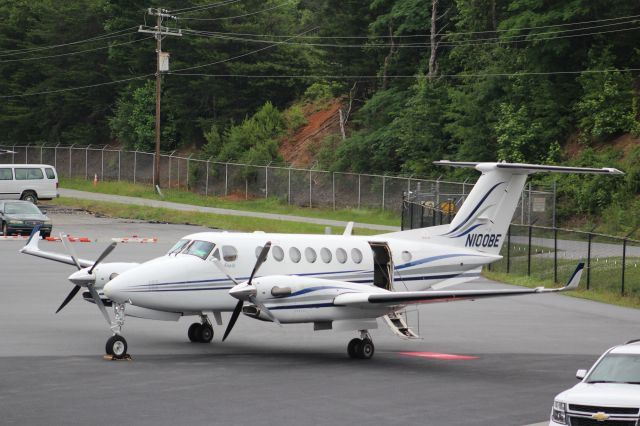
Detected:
left=484, top=270, right=640, bottom=309
left=60, top=178, right=400, bottom=227
left=48, top=197, right=380, bottom=236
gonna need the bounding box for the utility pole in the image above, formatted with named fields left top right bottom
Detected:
left=139, top=8, right=181, bottom=187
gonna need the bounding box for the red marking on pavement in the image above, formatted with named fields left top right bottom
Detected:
left=398, top=352, right=479, bottom=360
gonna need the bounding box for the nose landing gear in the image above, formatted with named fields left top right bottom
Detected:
left=347, top=330, right=375, bottom=359
left=104, top=302, right=130, bottom=360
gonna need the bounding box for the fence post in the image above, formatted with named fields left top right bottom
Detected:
left=527, top=183, right=532, bottom=225
left=101, top=145, right=107, bottom=182
left=186, top=154, right=192, bottom=190
left=622, top=238, right=627, bottom=295
left=25, top=143, right=28, bottom=163
left=357, top=174, right=361, bottom=209
left=177, top=156, right=181, bottom=188
left=381, top=175, right=386, bottom=210
left=309, top=170, right=312, bottom=208
left=54, top=143, right=59, bottom=169
left=527, top=224, right=532, bottom=276
left=11, top=144, right=15, bottom=163
left=205, top=158, right=211, bottom=196
left=506, top=225, right=511, bottom=274
left=40, top=145, right=43, bottom=163
left=68, top=145, right=74, bottom=177
left=265, top=165, right=269, bottom=198
left=224, top=163, right=228, bottom=196
left=85, top=145, right=89, bottom=180
left=288, top=167, right=291, bottom=205
left=168, top=153, right=172, bottom=188
left=332, top=172, right=336, bottom=210
left=133, top=150, right=137, bottom=184
left=552, top=180, right=557, bottom=228
left=586, top=233, right=592, bottom=290
left=553, top=227, right=558, bottom=283
left=118, top=150, right=121, bottom=182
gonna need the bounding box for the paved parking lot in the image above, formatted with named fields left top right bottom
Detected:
left=1, top=211, right=639, bottom=425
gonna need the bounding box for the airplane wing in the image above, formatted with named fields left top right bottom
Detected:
left=19, top=226, right=94, bottom=268
left=334, top=262, right=583, bottom=308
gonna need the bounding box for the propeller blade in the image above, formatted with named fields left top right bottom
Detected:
left=248, top=242, right=271, bottom=285
left=60, top=233, right=82, bottom=271
left=88, top=242, right=117, bottom=275
left=212, top=259, right=239, bottom=285
left=55, top=285, right=81, bottom=313
left=87, top=285, right=111, bottom=325
left=249, top=296, right=280, bottom=326
left=222, top=300, right=244, bottom=342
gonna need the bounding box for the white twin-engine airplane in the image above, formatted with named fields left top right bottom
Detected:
left=21, top=161, right=622, bottom=359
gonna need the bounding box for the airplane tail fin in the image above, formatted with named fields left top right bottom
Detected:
left=383, top=161, right=623, bottom=255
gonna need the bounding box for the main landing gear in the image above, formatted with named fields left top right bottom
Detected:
left=188, top=315, right=214, bottom=343
left=347, top=330, right=375, bottom=359
left=105, top=302, right=130, bottom=359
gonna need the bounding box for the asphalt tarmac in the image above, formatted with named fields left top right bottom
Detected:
left=2, top=211, right=640, bottom=426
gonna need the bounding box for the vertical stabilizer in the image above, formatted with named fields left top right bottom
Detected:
left=382, top=161, right=623, bottom=256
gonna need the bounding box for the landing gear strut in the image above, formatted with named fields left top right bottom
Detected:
left=106, top=302, right=129, bottom=359
left=188, top=315, right=214, bottom=343
left=347, top=330, right=375, bottom=359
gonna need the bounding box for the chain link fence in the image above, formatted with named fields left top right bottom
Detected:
left=487, top=225, right=640, bottom=295
left=1, top=144, right=555, bottom=215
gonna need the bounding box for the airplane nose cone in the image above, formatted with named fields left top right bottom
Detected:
left=229, top=283, right=256, bottom=301
left=103, top=276, right=127, bottom=303
left=68, top=269, right=94, bottom=287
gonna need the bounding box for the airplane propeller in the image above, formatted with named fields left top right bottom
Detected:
left=56, top=233, right=116, bottom=324
left=212, top=241, right=279, bottom=341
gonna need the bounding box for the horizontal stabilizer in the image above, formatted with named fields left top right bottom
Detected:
left=434, top=161, right=624, bottom=175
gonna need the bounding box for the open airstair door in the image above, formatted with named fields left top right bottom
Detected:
left=368, top=242, right=393, bottom=291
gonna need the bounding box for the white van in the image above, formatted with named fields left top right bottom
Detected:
left=0, top=164, right=59, bottom=203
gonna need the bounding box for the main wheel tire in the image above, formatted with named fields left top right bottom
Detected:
left=358, top=339, right=374, bottom=359
left=106, top=335, right=128, bottom=358
left=199, top=324, right=214, bottom=343
left=188, top=323, right=202, bottom=342
left=347, top=338, right=362, bottom=359
left=21, top=191, right=37, bottom=204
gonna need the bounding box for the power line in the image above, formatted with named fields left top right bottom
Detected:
left=0, top=36, right=150, bottom=63
left=177, top=2, right=289, bottom=21
left=0, top=27, right=138, bottom=58
left=169, top=68, right=640, bottom=80
left=171, top=0, right=243, bottom=15
left=0, top=74, right=153, bottom=99
left=169, top=26, right=319, bottom=74
left=181, top=22, right=640, bottom=49
left=185, top=13, right=640, bottom=39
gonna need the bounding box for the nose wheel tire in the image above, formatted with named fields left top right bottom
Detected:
left=188, top=322, right=214, bottom=343
left=106, top=335, right=128, bottom=358
left=347, top=338, right=374, bottom=359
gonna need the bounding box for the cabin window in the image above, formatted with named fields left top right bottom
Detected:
left=45, top=168, right=56, bottom=179
left=351, top=248, right=363, bottom=264
left=212, top=248, right=221, bottom=260
left=272, top=245, right=285, bottom=262
left=289, top=247, right=301, bottom=263
left=305, top=247, right=317, bottom=263
left=336, top=248, right=347, bottom=264
left=320, top=247, right=332, bottom=263
left=167, top=238, right=190, bottom=255
left=222, top=246, right=238, bottom=262
left=0, top=168, right=12, bottom=180
left=184, top=240, right=215, bottom=260
left=401, top=251, right=412, bottom=262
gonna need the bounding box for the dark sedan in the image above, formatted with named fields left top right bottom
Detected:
left=0, top=200, right=52, bottom=237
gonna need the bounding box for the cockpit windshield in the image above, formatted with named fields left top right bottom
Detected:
left=167, top=239, right=190, bottom=255
left=183, top=240, right=215, bottom=260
